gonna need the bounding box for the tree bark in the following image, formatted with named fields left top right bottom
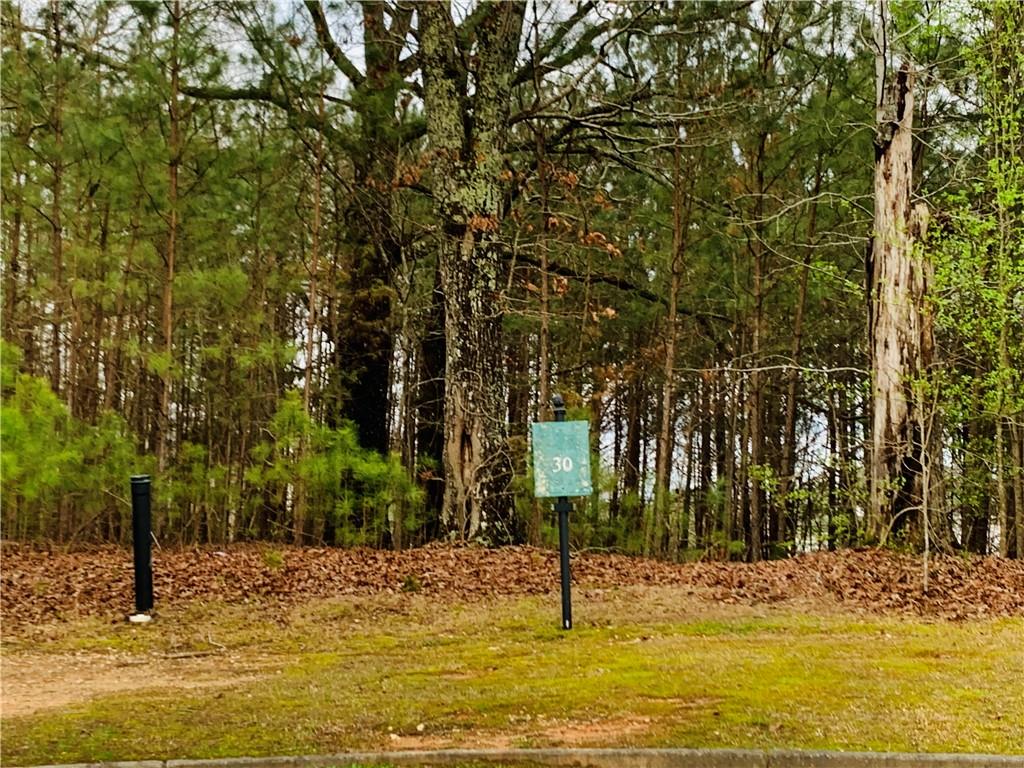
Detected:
left=331, top=2, right=408, bottom=454
left=421, top=1, right=525, bottom=542
left=868, top=7, right=933, bottom=544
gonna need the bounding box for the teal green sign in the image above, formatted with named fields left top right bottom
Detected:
left=531, top=421, right=592, bottom=497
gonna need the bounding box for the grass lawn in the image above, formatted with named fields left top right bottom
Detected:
left=2, top=586, right=1022, bottom=765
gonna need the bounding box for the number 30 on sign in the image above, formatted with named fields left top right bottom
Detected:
left=553, top=456, right=574, bottom=472
left=531, top=421, right=592, bottom=498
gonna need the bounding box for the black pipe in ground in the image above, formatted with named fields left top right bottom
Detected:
left=130, top=474, right=153, bottom=615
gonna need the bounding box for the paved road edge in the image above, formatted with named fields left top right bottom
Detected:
left=22, top=748, right=1024, bottom=768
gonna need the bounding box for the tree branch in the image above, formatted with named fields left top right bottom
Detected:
left=181, top=84, right=287, bottom=109
left=180, top=83, right=356, bottom=154
left=512, top=251, right=728, bottom=334
left=304, top=1, right=364, bottom=87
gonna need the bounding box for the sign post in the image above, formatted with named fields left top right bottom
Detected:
left=531, top=393, right=591, bottom=630
left=553, top=396, right=573, bottom=630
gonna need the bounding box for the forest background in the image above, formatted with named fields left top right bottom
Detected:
left=1, top=0, right=1022, bottom=561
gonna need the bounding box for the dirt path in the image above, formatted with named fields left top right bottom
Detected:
left=0, top=648, right=276, bottom=718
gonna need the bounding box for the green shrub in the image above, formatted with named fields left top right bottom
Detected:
left=244, top=390, right=423, bottom=545
left=1, top=342, right=145, bottom=542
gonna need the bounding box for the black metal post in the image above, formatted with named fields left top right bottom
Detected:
left=552, top=394, right=572, bottom=630
left=130, top=475, right=154, bottom=614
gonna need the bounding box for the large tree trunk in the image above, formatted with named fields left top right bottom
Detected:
left=335, top=8, right=406, bottom=453
left=868, top=8, right=934, bottom=544
left=421, top=1, right=525, bottom=543
left=301, top=2, right=413, bottom=453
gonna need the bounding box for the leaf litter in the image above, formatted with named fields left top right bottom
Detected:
left=3, top=544, right=1022, bottom=633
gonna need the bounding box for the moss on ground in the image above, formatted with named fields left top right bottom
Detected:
left=3, top=589, right=1022, bottom=764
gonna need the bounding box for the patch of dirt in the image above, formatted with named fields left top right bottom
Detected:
left=2, top=544, right=1022, bottom=635
left=387, top=715, right=656, bottom=750
left=540, top=715, right=655, bottom=746
left=0, top=649, right=277, bottom=717
left=387, top=731, right=517, bottom=750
